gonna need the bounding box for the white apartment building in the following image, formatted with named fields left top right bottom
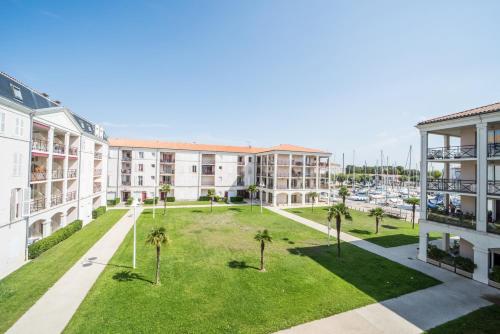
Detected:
left=108, top=139, right=331, bottom=204
left=417, top=102, right=500, bottom=284
left=0, top=72, right=107, bottom=278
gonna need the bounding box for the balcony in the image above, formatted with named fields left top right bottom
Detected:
left=160, top=158, right=175, bottom=163
left=488, top=143, right=500, bottom=158
left=277, top=172, right=289, bottom=178
left=122, top=180, right=131, bottom=186
left=488, top=181, right=500, bottom=195
left=67, top=169, right=77, bottom=178
left=427, top=211, right=476, bottom=230
left=202, top=158, right=215, bottom=165
left=160, top=167, right=174, bottom=174
left=427, top=179, right=476, bottom=194
left=66, top=190, right=77, bottom=201
left=121, top=169, right=131, bottom=174
left=94, top=152, right=103, bottom=160
left=51, top=194, right=63, bottom=206
left=121, top=156, right=132, bottom=161
left=292, top=160, right=303, bottom=166
left=31, top=171, right=47, bottom=182
left=52, top=169, right=64, bottom=180
left=31, top=198, right=45, bottom=212
left=202, top=166, right=215, bottom=175
left=68, top=146, right=78, bottom=156
left=94, top=168, right=102, bottom=176
left=53, top=143, right=65, bottom=155
left=32, top=139, right=48, bottom=152
left=427, top=145, right=476, bottom=160
left=305, top=173, right=317, bottom=178
left=93, top=183, right=102, bottom=193
left=277, top=159, right=290, bottom=166
left=237, top=179, right=245, bottom=186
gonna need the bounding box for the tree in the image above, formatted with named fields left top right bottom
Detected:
left=327, top=203, right=352, bottom=257
left=336, top=173, right=346, bottom=185
left=207, top=189, right=215, bottom=212
left=247, top=184, right=257, bottom=212
left=146, top=227, right=168, bottom=285
left=338, top=186, right=350, bottom=205
left=405, top=197, right=420, bottom=229
left=430, top=170, right=442, bottom=180
left=399, top=175, right=408, bottom=183
left=160, top=184, right=171, bottom=214
left=308, top=191, right=318, bottom=212
left=254, top=229, right=272, bottom=272
left=369, top=207, right=385, bottom=234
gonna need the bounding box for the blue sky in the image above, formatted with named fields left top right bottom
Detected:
left=2, top=0, right=500, bottom=165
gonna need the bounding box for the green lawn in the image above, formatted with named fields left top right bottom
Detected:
left=286, top=206, right=439, bottom=248
left=426, top=304, right=500, bottom=334
left=65, top=206, right=439, bottom=333
left=0, top=209, right=127, bottom=333
left=141, top=200, right=236, bottom=206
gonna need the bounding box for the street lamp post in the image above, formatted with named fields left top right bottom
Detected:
left=259, top=182, right=264, bottom=213
left=132, top=199, right=141, bottom=269
left=327, top=208, right=331, bottom=246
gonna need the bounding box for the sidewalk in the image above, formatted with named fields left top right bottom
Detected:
left=7, top=208, right=140, bottom=334
left=270, top=207, right=500, bottom=334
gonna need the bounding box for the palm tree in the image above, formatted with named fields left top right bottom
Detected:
left=160, top=184, right=171, bottom=214
left=338, top=186, right=350, bottom=205
left=146, top=227, right=168, bottom=285
left=430, top=170, right=442, bottom=180
left=405, top=197, right=420, bottom=229
left=369, top=207, right=385, bottom=234
left=207, top=189, right=215, bottom=212
left=254, top=229, right=272, bottom=272
left=247, top=184, right=257, bottom=211
left=308, top=191, right=318, bottom=212
left=327, top=203, right=352, bottom=257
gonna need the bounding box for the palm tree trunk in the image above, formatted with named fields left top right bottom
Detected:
left=376, top=217, right=379, bottom=234
left=412, top=205, right=415, bottom=229
left=211, top=199, right=213, bottom=212
left=260, top=240, right=265, bottom=271
left=156, top=246, right=161, bottom=285
left=336, top=216, right=341, bottom=257
left=342, top=196, right=345, bottom=205
left=163, top=195, right=166, bottom=214
left=250, top=194, right=253, bottom=211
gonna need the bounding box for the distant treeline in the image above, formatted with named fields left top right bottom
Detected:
left=344, top=165, right=419, bottom=176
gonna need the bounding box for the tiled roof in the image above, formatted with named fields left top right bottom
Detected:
left=418, top=102, right=500, bottom=125
left=108, top=138, right=329, bottom=154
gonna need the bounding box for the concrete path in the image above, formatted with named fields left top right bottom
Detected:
left=270, top=207, right=500, bottom=334
left=7, top=208, right=141, bottom=334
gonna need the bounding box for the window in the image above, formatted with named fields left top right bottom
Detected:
left=151, top=176, right=155, bottom=180
left=11, top=84, right=23, bottom=101
left=15, top=118, right=24, bottom=137
left=138, top=176, right=143, bottom=186
left=138, top=164, right=144, bottom=172
left=138, top=151, right=144, bottom=159
left=248, top=157, right=252, bottom=163
left=151, top=164, right=155, bottom=168
left=152, top=152, right=156, bottom=157
left=192, top=165, right=197, bottom=173
left=0, top=112, right=4, bottom=133
left=12, top=153, right=22, bottom=177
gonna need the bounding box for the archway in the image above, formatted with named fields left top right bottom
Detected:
left=50, top=212, right=63, bottom=233
left=67, top=206, right=77, bottom=224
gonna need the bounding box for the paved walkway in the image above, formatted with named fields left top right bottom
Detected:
left=270, top=207, right=500, bottom=334
left=7, top=208, right=141, bottom=334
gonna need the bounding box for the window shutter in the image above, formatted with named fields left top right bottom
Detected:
left=10, top=189, right=16, bottom=221
left=20, top=119, right=24, bottom=136
left=0, top=112, right=5, bottom=132
left=15, top=118, right=19, bottom=136
left=22, top=188, right=31, bottom=217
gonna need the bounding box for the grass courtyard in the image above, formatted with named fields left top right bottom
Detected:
left=426, top=304, right=500, bottom=334
left=65, top=206, right=439, bottom=333
left=0, top=209, right=127, bottom=333
left=286, top=206, right=438, bottom=248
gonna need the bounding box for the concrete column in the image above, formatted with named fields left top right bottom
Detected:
left=419, top=130, right=428, bottom=221
left=272, top=192, right=276, bottom=207
left=476, top=123, right=488, bottom=232
left=473, top=246, right=489, bottom=284
left=46, top=126, right=54, bottom=209
left=316, top=155, right=320, bottom=191
left=302, top=155, right=306, bottom=190
left=327, top=157, right=331, bottom=205
left=417, top=230, right=428, bottom=261
left=287, top=192, right=291, bottom=206
left=301, top=192, right=306, bottom=205
left=441, top=233, right=450, bottom=251
left=289, top=154, right=292, bottom=190
left=63, top=132, right=70, bottom=202
left=42, top=221, right=51, bottom=238
left=273, top=153, right=277, bottom=190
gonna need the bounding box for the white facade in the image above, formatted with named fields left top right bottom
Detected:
left=0, top=98, right=108, bottom=278
left=417, top=104, right=500, bottom=285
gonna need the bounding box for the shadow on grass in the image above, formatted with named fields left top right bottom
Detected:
left=381, top=225, right=398, bottom=230
left=191, top=210, right=203, bottom=213
left=227, top=260, right=259, bottom=270
left=112, top=270, right=154, bottom=284
left=348, top=229, right=371, bottom=235
left=364, top=234, right=420, bottom=248
left=228, top=208, right=243, bottom=212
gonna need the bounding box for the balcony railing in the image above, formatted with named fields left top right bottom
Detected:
left=121, top=156, right=132, bottom=161
left=32, top=139, right=48, bottom=152
left=51, top=194, right=63, bottom=206
left=31, top=171, right=47, bottom=182
left=52, top=169, right=64, bottom=179
left=67, top=169, right=77, bottom=178
left=160, top=158, right=175, bottom=163
left=427, top=145, right=476, bottom=160
left=237, top=180, right=245, bottom=186
left=488, top=181, right=500, bottom=195
left=277, top=173, right=289, bottom=177
left=202, top=159, right=216, bottom=165
left=94, top=152, right=103, bottom=160
left=94, top=168, right=102, bottom=176
left=277, top=184, right=289, bottom=190
left=93, top=183, right=102, bottom=193
left=122, top=180, right=131, bottom=186
left=160, top=168, right=174, bottom=174
left=121, top=169, right=131, bottom=174
left=306, top=161, right=317, bottom=166
left=53, top=143, right=65, bottom=155
left=305, top=173, right=317, bottom=178
left=427, top=179, right=476, bottom=193
left=427, top=211, right=476, bottom=230
left=66, top=190, right=77, bottom=201
left=31, top=198, right=45, bottom=212
left=202, top=167, right=215, bottom=175
left=292, top=161, right=303, bottom=166
left=201, top=180, right=215, bottom=186
left=488, top=222, right=500, bottom=235
left=277, top=159, right=290, bottom=165
left=68, top=146, right=78, bottom=155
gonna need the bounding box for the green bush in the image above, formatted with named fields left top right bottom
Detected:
left=143, top=197, right=159, bottom=205
left=126, top=197, right=133, bottom=206
left=491, top=266, right=500, bottom=282
left=230, top=196, right=244, bottom=203
left=107, top=197, right=120, bottom=206
left=166, top=196, right=175, bottom=202
left=454, top=256, right=476, bottom=273
left=92, top=206, right=107, bottom=219
left=427, top=245, right=447, bottom=261
left=198, top=196, right=211, bottom=201
left=28, top=220, right=83, bottom=259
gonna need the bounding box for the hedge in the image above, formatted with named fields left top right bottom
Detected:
left=92, top=206, right=107, bottom=219
left=126, top=197, right=133, bottom=206
left=491, top=266, right=500, bottom=283
left=28, top=220, right=83, bottom=259
left=166, top=196, right=175, bottom=202
left=143, top=197, right=159, bottom=205
left=230, top=196, right=244, bottom=203
left=107, top=197, right=120, bottom=206
left=198, top=196, right=211, bottom=201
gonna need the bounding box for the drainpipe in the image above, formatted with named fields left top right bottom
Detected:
left=25, top=111, right=35, bottom=261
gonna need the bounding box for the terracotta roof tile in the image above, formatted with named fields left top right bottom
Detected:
left=108, top=138, right=329, bottom=154
left=418, top=102, right=500, bottom=125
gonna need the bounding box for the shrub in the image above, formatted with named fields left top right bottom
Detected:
left=230, top=196, right=244, bottom=203
left=107, top=197, right=120, bottom=206
left=28, top=220, right=83, bottom=259
left=92, top=206, right=107, bottom=219
left=143, top=197, right=159, bottom=205
left=198, top=196, right=211, bottom=201
left=427, top=245, right=447, bottom=261
left=454, top=256, right=476, bottom=273
left=166, top=196, right=175, bottom=202
left=491, top=266, right=500, bottom=283
left=126, top=197, right=133, bottom=206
